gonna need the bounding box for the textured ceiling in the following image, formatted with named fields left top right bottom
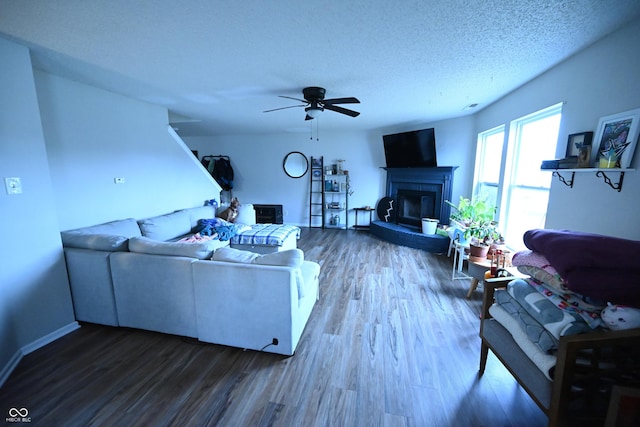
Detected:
left=1, top=0, right=639, bottom=137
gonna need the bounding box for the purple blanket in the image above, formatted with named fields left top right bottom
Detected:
left=523, top=229, right=640, bottom=306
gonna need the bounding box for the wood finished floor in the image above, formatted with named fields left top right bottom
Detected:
left=0, top=228, right=547, bottom=427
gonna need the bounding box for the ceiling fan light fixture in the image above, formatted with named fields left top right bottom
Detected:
left=305, top=106, right=323, bottom=119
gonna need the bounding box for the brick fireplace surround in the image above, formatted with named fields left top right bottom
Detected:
left=370, top=166, right=457, bottom=253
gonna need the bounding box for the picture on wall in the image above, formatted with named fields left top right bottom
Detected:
left=566, top=131, right=593, bottom=168
left=591, top=108, right=640, bottom=169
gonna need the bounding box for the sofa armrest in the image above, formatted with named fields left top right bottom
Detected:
left=549, top=327, right=640, bottom=425
left=192, top=260, right=317, bottom=355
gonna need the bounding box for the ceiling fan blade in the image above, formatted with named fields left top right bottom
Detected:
left=263, top=104, right=306, bottom=113
left=279, top=95, right=308, bottom=103
left=323, top=104, right=360, bottom=117
left=322, top=97, right=360, bottom=105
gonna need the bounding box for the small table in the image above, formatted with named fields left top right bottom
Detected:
left=467, top=262, right=525, bottom=299
left=353, top=207, right=374, bottom=230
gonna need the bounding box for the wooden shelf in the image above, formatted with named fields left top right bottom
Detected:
left=544, top=167, right=634, bottom=192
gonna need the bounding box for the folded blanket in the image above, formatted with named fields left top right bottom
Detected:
left=512, top=250, right=567, bottom=292
left=495, top=288, right=559, bottom=353
left=524, top=277, right=605, bottom=329
left=178, top=233, right=217, bottom=243
left=489, top=303, right=557, bottom=380
left=523, top=229, right=640, bottom=306
left=523, top=229, right=640, bottom=273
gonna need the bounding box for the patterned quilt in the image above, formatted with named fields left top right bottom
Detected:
left=231, top=224, right=301, bottom=246
left=494, top=278, right=596, bottom=354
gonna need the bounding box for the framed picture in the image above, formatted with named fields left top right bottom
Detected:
left=565, top=131, right=593, bottom=158
left=311, top=158, right=322, bottom=168
left=577, top=145, right=592, bottom=168
left=605, top=385, right=640, bottom=427
left=591, top=108, right=640, bottom=169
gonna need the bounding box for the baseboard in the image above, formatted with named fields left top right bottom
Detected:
left=0, top=349, right=23, bottom=388
left=21, top=321, right=80, bottom=355
left=0, top=321, right=80, bottom=388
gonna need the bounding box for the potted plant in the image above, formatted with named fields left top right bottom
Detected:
left=446, top=196, right=500, bottom=259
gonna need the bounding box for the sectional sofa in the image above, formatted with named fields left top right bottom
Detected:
left=60, top=205, right=320, bottom=356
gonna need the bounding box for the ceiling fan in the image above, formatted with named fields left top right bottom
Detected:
left=264, top=86, right=360, bottom=120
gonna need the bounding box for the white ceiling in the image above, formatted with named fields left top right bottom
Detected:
left=2, top=0, right=639, bottom=137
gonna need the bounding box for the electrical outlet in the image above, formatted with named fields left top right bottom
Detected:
left=114, top=177, right=125, bottom=184
left=4, top=177, right=22, bottom=195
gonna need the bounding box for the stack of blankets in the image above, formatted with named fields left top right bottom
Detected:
left=490, top=229, right=640, bottom=379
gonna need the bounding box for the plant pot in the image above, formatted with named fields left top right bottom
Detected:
left=421, top=218, right=438, bottom=235
left=469, top=242, right=490, bottom=262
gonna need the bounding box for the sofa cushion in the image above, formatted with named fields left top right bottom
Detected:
left=254, top=249, right=304, bottom=267
left=61, top=218, right=141, bottom=250
left=235, top=204, right=256, bottom=225
left=212, top=247, right=304, bottom=267
left=61, top=233, right=130, bottom=251
left=212, top=247, right=260, bottom=263
left=62, top=217, right=141, bottom=237
left=179, top=206, right=218, bottom=229
left=128, top=236, right=222, bottom=259
left=138, top=210, right=191, bottom=241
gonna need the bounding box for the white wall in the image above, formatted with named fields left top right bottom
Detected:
left=1, top=37, right=224, bottom=380
left=475, top=19, right=640, bottom=239
left=187, top=131, right=385, bottom=226
left=0, top=38, right=76, bottom=376
left=185, top=117, right=475, bottom=227
left=36, top=72, right=222, bottom=231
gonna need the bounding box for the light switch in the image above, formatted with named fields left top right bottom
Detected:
left=114, top=177, right=125, bottom=184
left=4, top=177, right=22, bottom=195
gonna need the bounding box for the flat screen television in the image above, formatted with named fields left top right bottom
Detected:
left=383, top=128, right=437, bottom=168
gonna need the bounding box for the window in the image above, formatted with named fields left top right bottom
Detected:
left=473, top=125, right=505, bottom=208
left=473, top=103, right=563, bottom=250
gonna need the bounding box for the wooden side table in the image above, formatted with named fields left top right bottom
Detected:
left=353, top=207, right=374, bottom=230
left=466, top=262, right=524, bottom=299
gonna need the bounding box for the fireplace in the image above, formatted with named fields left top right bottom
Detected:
left=385, top=166, right=457, bottom=230
left=397, top=189, right=437, bottom=228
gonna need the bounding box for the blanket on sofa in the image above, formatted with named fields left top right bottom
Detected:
left=230, top=224, right=301, bottom=246
left=523, top=229, right=640, bottom=306
left=193, top=218, right=247, bottom=241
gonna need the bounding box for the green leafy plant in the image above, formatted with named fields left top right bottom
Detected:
left=446, top=196, right=500, bottom=243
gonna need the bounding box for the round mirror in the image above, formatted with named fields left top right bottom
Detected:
left=283, top=151, right=309, bottom=178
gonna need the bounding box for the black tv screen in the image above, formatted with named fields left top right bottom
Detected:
left=383, top=128, right=437, bottom=168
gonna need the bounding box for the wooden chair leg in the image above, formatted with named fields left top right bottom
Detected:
left=479, top=340, right=489, bottom=376
left=467, top=278, right=479, bottom=299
